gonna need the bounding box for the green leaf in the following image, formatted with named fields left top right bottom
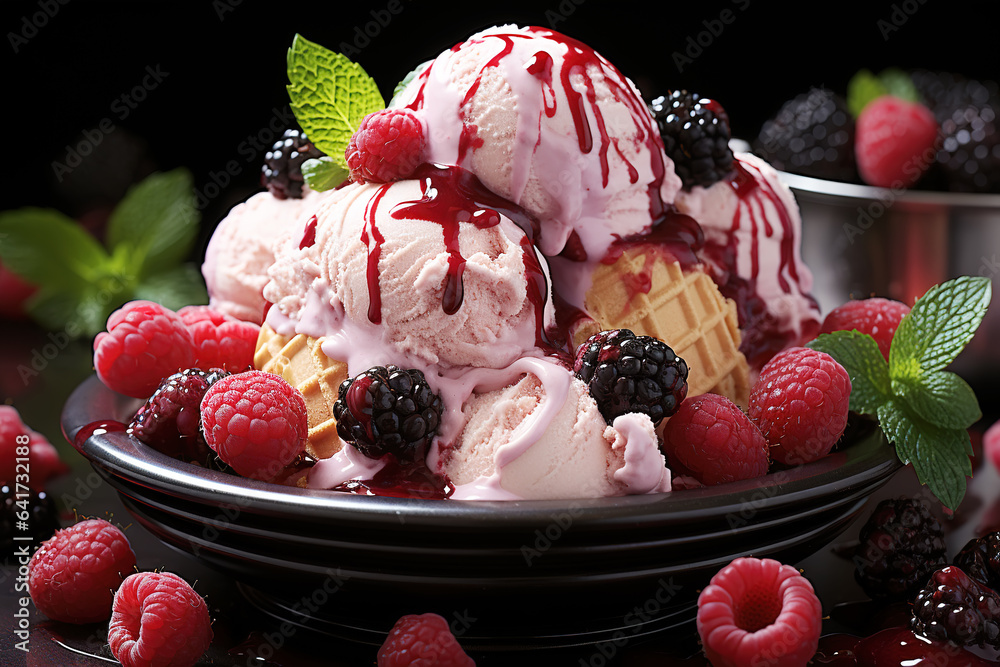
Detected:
left=0, top=208, right=110, bottom=290
left=877, top=399, right=971, bottom=511
left=893, top=370, right=982, bottom=430
left=807, top=331, right=890, bottom=416
left=134, top=264, right=208, bottom=311
left=286, top=34, right=385, bottom=166
left=878, top=68, right=919, bottom=104
left=389, top=60, right=431, bottom=107
left=847, top=69, right=885, bottom=117
left=890, top=276, right=992, bottom=380
left=106, top=169, right=199, bottom=278
left=301, top=156, right=348, bottom=192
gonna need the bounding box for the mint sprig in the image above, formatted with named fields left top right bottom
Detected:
left=847, top=67, right=920, bottom=117
left=286, top=34, right=384, bottom=190
left=0, top=169, right=207, bottom=337
left=808, top=276, right=991, bottom=510
left=300, top=156, right=349, bottom=192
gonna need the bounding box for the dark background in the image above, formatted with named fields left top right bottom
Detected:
left=3, top=0, right=999, bottom=251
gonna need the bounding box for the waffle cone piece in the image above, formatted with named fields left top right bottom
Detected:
left=253, top=324, right=348, bottom=460
left=576, top=249, right=750, bottom=408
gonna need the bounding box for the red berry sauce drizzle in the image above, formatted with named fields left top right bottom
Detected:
left=72, top=420, right=127, bottom=453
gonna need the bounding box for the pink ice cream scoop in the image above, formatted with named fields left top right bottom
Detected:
left=392, top=24, right=683, bottom=263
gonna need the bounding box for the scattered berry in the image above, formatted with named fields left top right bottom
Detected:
left=261, top=128, right=325, bottom=199
left=0, top=260, right=37, bottom=320
left=855, top=95, right=939, bottom=188
left=1, top=485, right=59, bottom=560
left=129, top=368, right=230, bottom=464
left=853, top=497, right=947, bottom=600
left=200, top=370, right=308, bottom=480
left=178, top=305, right=259, bottom=372
left=334, top=366, right=443, bottom=461
left=0, top=405, right=68, bottom=489
left=662, top=393, right=769, bottom=486
left=936, top=102, right=1000, bottom=193
left=108, top=571, right=213, bottom=667
left=986, top=420, right=1000, bottom=473
left=27, top=518, right=136, bottom=624
left=955, top=531, right=1000, bottom=591
left=377, top=612, right=475, bottom=667
left=911, top=70, right=999, bottom=124
left=650, top=90, right=735, bottom=189
left=819, top=297, right=911, bottom=361
left=346, top=109, right=426, bottom=184
left=748, top=347, right=851, bottom=465
left=754, top=87, right=857, bottom=182
left=93, top=301, right=196, bottom=399
left=573, top=329, right=688, bottom=427
left=697, top=557, right=822, bottom=667
left=912, top=566, right=1000, bottom=649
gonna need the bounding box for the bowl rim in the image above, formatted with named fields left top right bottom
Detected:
left=775, top=168, right=1000, bottom=208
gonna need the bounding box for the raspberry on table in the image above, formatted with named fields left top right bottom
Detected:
left=0, top=405, right=68, bottom=489
left=697, top=557, right=822, bottom=667
left=177, top=305, right=259, bottom=372
left=27, top=518, right=136, bottom=624
left=855, top=95, right=939, bottom=188
left=108, top=571, right=213, bottom=667
left=853, top=497, right=947, bottom=600
left=650, top=90, right=735, bottom=190
left=748, top=347, right=851, bottom=465
left=334, top=365, right=443, bottom=461
left=573, top=329, right=688, bottom=427
left=93, top=300, right=196, bottom=399
left=912, top=566, right=1000, bottom=649
left=820, top=297, right=911, bottom=361
left=955, top=531, right=1000, bottom=592
left=261, top=128, right=325, bottom=199
left=346, top=109, right=426, bottom=184
left=200, top=370, right=308, bottom=481
left=661, top=393, right=769, bottom=486
left=377, top=612, right=475, bottom=667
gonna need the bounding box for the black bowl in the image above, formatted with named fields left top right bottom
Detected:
left=62, top=375, right=901, bottom=650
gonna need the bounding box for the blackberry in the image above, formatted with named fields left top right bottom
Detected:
left=853, top=497, right=947, bottom=600
left=650, top=90, right=735, bottom=189
left=912, top=566, right=1000, bottom=649
left=573, top=329, right=688, bottom=427
left=1, top=484, right=59, bottom=559
left=754, top=88, right=857, bottom=182
left=936, top=102, right=1000, bottom=193
left=911, top=70, right=999, bottom=123
left=129, top=368, right=229, bottom=464
left=334, top=366, right=443, bottom=461
left=261, top=129, right=325, bottom=199
left=955, top=532, right=1000, bottom=590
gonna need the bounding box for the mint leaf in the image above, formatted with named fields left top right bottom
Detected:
left=0, top=208, right=110, bottom=290
left=301, top=156, right=348, bottom=192
left=847, top=69, right=885, bottom=117
left=134, top=264, right=208, bottom=311
left=877, top=399, right=971, bottom=511
left=807, top=331, right=889, bottom=416
left=287, top=34, right=385, bottom=167
left=893, top=370, right=981, bottom=430
left=878, top=68, right=919, bottom=104
left=389, top=60, right=431, bottom=107
left=106, top=169, right=199, bottom=278
left=890, top=276, right=992, bottom=380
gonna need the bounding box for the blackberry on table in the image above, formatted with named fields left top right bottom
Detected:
left=955, top=531, right=1000, bottom=591
left=650, top=90, right=735, bottom=190
left=573, top=329, right=688, bottom=427
left=912, top=566, right=1000, bottom=649
left=1, top=485, right=59, bottom=559
left=754, top=87, right=857, bottom=182
left=261, top=129, right=325, bottom=199
left=853, top=497, right=947, bottom=600
left=334, top=366, right=443, bottom=461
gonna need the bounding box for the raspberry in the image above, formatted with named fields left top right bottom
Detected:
left=573, top=329, right=688, bottom=427
left=27, top=518, right=136, bottom=623
left=853, top=497, right=947, bottom=600
left=346, top=109, right=426, bottom=184
left=261, top=128, right=325, bottom=199
left=93, top=301, right=196, bottom=399
left=200, top=370, right=308, bottom=480
left=177, top=305, right=259, bottom=372
left=377, top=613, right=475, bottom=667
left=334, top=366, right=443, bottom=461
left=820, top=297, right=911, bottom=361
left=650, top=90, right=735, bottom=189
left=986, top=420, right=1000, bottom=473
left=0, top=405, right=68, bottom=489
left=747, top=347, right=851, bottom=465
left=855, top=95, right=939, bottom=188
left=129, top=368, right=229, bottom=463
left=108, top=571, right=213, bottom=667
left=697, top=557, right=822, bottom=667
left=911, top=566, right=1000, bottom=649
left=955, top=531, right=1000, bottom=591
left=661, top=393, right=769, bottom=486
left=1, top=485, right=59, bottom=560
